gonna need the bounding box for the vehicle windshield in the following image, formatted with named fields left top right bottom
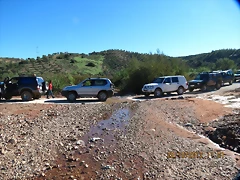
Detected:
left=152, top=78, right=164, bottom=83
left=236, top=71, right=240, bottom=74
left=194, top=74, right=208, bottom=80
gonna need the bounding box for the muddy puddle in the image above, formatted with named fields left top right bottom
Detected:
left=34, top=107, right=143, bottom=180
left=81, top=108, right=131, bottom=145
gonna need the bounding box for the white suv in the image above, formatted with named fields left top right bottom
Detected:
left=142, top=76, right=188, bottom=97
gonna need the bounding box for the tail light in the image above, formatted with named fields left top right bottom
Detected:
left=186, top=82, right=188, bottom=86
left=110, top=83, right=114, bottom=88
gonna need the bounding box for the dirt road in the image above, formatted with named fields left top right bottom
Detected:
left=0, top=83, right=239, bottom=179
left=0, top=82, right=239, bottom=105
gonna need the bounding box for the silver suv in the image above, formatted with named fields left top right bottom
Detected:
left=61, top=78, right=114, bottom=102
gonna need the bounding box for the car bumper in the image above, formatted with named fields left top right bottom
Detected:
left=142, top=88, right=154, bottom=93
left=188, top=84, right=201, bottom=89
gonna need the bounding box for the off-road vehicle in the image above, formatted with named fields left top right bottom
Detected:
left=1, top=76, right=47, bottom=101
left=188, top=72, right=222, bottom=92
left=61, top=78, right=114, bottom=103
left=234, top=70, right=240, bottom=82
left=212, top=69, right=235, bottom=85
left=142, top=75, right=188, bottom=97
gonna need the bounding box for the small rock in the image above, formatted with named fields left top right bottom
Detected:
left=76, top=140, right=85, bottom=146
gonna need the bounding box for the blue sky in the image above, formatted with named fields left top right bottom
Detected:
left=0, top=0, right=239, bottom=59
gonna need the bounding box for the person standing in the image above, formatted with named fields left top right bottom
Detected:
left=47, top=80, right=55, bottom=99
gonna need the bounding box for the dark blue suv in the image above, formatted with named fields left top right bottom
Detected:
left=0, top=76, right=47, bottom=101
left=212, top=70, right=235, bottom=85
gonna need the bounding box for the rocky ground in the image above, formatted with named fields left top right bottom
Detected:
left=0, top=97, right=239, bottom=180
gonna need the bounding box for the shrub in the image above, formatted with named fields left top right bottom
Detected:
left=86, top=62, right=96, bottom=67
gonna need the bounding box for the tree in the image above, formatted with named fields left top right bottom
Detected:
left=215, top=58, right=235, bottom=70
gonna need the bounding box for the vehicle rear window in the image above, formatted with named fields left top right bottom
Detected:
left=172, top=77, right=179, bottom=83
left=94, top=80, right=107, bottom=86
left=19, top=78, right=37, bottom=84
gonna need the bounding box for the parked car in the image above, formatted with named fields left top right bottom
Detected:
left=188, top=72, right=222, bottom=92
left=212, top=69, right=235, bottom=85
left=234, top=70, right=240, bottom=82
left=1, top=76, right=47, bottom=101
left=142, top=75, right=188, bottom=97
left=61, top=78, right=114, bottom=103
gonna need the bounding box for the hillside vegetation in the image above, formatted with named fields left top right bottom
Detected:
left=0, top=49, right=239, bottom=94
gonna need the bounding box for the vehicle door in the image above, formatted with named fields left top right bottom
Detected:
left=162, top=77, right=172, bottom=92
left=92, top=79, right=108, bottom=95
left=8, top=77, right=19, bottom=95
left=227, top=71, right=233, bottom=81
left=221, top=72, right=228, bottom=83
left=171, top=77, right=179, bottom=91
left=207, top=74, right=216, bottom=86
left=77, top=79, right=95, bottom=96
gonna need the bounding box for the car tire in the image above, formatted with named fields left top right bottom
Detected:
left=154, top=88, right=162, bottom=98
left=21, top=91, right=33, bottom=101
left=215, top=83, right=221, bottom=90
left=98, top=91, right=108, bottom=101
left=229, top=80, right=233, bottom=85
left=4, top=93, right=12, bottom=100
left=188, top=87, right=194, bottom=92
left=201, top=85, right=207, bottom=92
left=67, top=92, right=77, bottom=103
left=177, top=86, right=184, bottom=95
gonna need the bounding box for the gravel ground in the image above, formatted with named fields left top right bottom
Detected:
left=0, top=98, right=239, bottom=180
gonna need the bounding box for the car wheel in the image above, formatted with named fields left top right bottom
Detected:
left=229, top=80, right=233, bottom=85
left=215, top=83, right=221, bottom=90
left=67, top=92, right=77, bottom=103
left=4, top=93, right=12, bottom=100
left=21, top=91, right=33, bottom=101
left=154, top=88, right=162, bottom=98
left=98, top=91, right=108, bottom=101
left=177, top=86, right=184, bottom=95
left=201, top=85, right=207, bottom=92
left=188, top=87, right=194, bottom=92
